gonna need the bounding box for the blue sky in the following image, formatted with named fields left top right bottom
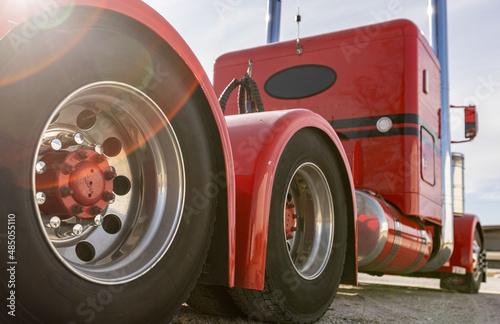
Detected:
left=144, top=0, right=500, bottom=226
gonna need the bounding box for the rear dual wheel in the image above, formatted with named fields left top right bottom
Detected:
left=0, top=9, right=217, bottom=323
left=230, top=129, right=348, bottom=323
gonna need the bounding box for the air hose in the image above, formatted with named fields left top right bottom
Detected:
left=219, top=61, right=265, bottom=114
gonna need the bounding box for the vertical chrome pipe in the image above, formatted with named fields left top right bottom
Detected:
left=420, top=0, right=454, bottom=272
left=452, top=153, right=465, bottom=216
left=266, top=0, right=282, bottom=43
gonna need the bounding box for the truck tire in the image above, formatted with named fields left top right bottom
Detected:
left=0, top=9, right=217, bottom=323
left=440, top=228, right=484, bottom=294
left=229, top=129, right=348, bottom=323
left=187, top=284, right=243, bottom=317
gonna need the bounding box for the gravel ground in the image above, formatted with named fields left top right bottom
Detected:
left=172, top=272, right=500, bottom=323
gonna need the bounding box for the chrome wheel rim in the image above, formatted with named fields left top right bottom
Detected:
left=283, top=162, right=334, bottom=280
left=472, top=238, right=482, bottom=281
left=33, top=81, right=185, bottom=284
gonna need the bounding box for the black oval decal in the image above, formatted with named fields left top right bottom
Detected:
left=264, top=64, right=337, bottom=100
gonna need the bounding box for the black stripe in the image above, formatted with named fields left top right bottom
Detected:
left=329, top=114, right=442, bottom=155
left=336, top=127, right=419, bottom=140
left=330, top=113, right=420, bottom=129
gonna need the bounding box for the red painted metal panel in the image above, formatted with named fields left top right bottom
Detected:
left=214, top=19, right=443, bottom=225
left=226, top=109, right=356, bottom=290
left=0, top=0, right=236, bottom=285
left=443, top=214, right=482, bottom=273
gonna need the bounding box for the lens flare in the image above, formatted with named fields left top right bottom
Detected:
left=0, top=4, right=102, bottom=87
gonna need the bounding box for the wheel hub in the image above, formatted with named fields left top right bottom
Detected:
left=284, top=201, right=298, bottom=240
left=37, top=149, right=113, bottom=219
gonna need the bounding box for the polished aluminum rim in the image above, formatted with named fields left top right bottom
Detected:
left=472, top=238, right=482, bottom=281
left=284, top=162, right=334, bottom=280
left=33, top=82, right=185, bottom=284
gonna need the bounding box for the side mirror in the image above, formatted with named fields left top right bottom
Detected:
left=464, top=106, right=478, bottom=140
left=451, top=105, right=478, bottom=143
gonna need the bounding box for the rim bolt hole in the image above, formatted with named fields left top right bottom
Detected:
left=102, top=137, right=122, bottom=157
left=75, top=242, right=95, bottom=262
left=77, top=110, right=97, bottom=130
left=113, top=176, right=131, bottom=196
left=102, top=214, right=122, bottom=234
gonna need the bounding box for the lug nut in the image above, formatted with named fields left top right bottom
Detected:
left=292, top=214, right=299, bottom=219
left=287, top=234, right=294, bottom=240
left=288, top=203, right=295, bottom=209
left=36, top=161, right=47, bottom=174
left=90, top=206, right=103, bottom=216
left=62, top=163, right=75, bottom=175
left=50, top=138, right=62, bottom=151
left=72, top=204, right=84, bottom=215
left=104, top=171, right=117, bottom=181
left=94, top=144, right=103, bottom=155
left=48, top=216, right=61, bottom=229
left=94, top=154, right=106, bottom=164
left=73, top=224, right=83, bottom=236
left=103, top=191, right=115, bottom=202
left=60, top=133, right=85, bottom=148
left=77, top=151, right=89, bottom=161
left=291, top=226, right=298, bottom=232
left=94, top=214, right=103, bottom=226
left=74, top=133, right=84, bottom=145
left=60, top=186, right=73, bottom=198
left=36, top=192, right=46, bottom=205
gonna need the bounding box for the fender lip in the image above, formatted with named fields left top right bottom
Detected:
left=0, top=0, right=236, bottom=286
left=227, top=109, right=357, bottom=290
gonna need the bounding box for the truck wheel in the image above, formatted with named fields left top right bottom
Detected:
left=230, top=129, right=348, bottom=323
left=0, top=9, right=217, bottom=323
left=440, top=229, right=484, bottom=294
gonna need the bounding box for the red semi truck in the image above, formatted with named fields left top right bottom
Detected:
left=0, top=1, right=486, bottom=323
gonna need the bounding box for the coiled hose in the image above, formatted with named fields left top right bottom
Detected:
left=219, top=73, right=265, bottom=114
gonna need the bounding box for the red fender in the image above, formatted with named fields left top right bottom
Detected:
left=0, top=0, right=236, bottom=286
left=226, top=109, right=357, bottom=290
left=448, top=214, right=483, bottom=273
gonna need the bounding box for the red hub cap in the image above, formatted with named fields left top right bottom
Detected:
left=36, top=149, right=114, bottom=219
left=285, top=201, right=298, bottom=239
